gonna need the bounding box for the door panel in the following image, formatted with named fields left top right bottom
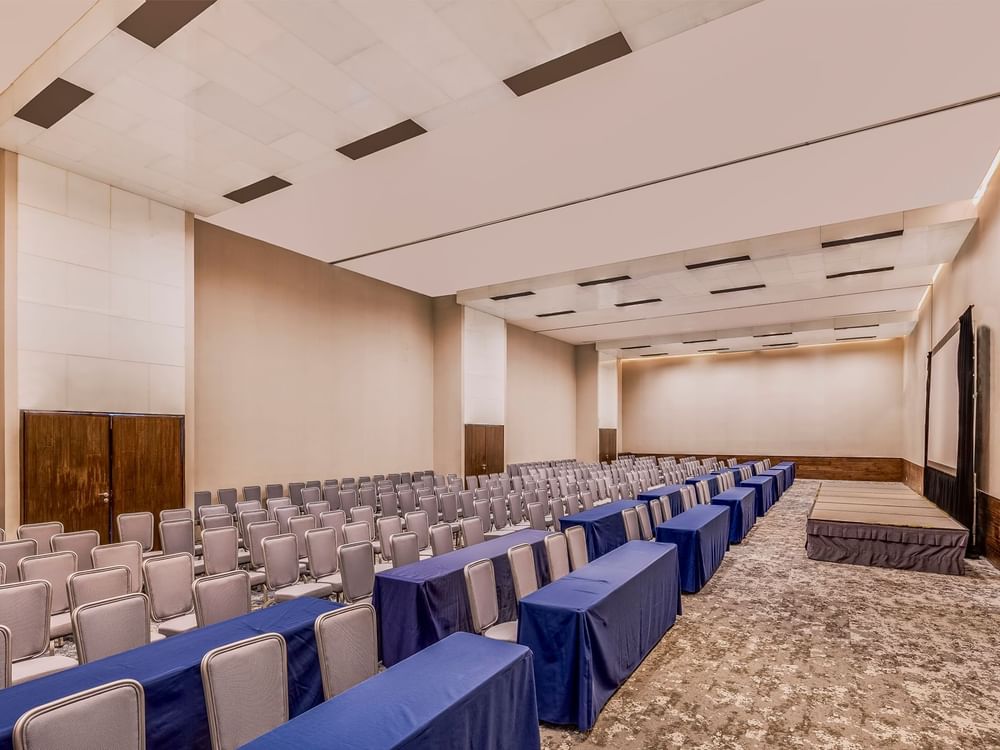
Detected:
left=599, top=428, right=618, bottom=463
left=111, top=415, right=184, bottom=544
left=22, top=412, right=112, bottom=542
left=464, top=424, right=504, bottom=477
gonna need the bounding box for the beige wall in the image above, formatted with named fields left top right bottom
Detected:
left=433, top=296, right=463, bottom=476
left=574, top=344, right=598, bottom=463
left=622, top=340, right=905, bottom=457
left=505, top=322, right=576, bottom=464
left=194, top=222, right=435, bottom=492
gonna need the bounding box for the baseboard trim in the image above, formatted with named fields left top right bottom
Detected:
left=626, top=451, right=904, bottom=482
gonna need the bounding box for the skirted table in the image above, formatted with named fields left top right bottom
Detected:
left=558, top=500, right=642, bottom=559
left=739, top=475, right=778, bottom=516
left=637, top=485, right=686, bottom=517
left=373, top=528, right=549, bottom=666
left=760, top=468, right=787, bottom=496
left=0, top=598, right=339, bottom=750
left=655, top=504, right=730, bottom=593
left=517, top=541, right=681, bottom=730
left=773, top=461, right=796, bottom=484
left=711, top=487, right=756, bottom=543
left=686, top=474, right=722, bottom=496
left=243, top=633, right=541, bottom=750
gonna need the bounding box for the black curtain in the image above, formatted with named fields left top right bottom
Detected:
left=924, top=306, right=977, bottom=552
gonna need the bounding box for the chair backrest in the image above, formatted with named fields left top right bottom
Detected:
left=526, top=502, right=546, bottom=531
left=507, top=494, right=523, bottom=525
left=274, top=506, right=299, bottom=535
left=347, top=506, right=375, bottom=540
left=194, top=571, right=251, bottom=627
left=636, top=504, right=654, bottom=541
left=358, top=486, right=377, bottom=512
left=16, top=522, right=63, bottom=552
left=142, top=553, right=194, bottom=622
left=265, top=484, right=284, bottom=500
left=463, top=559, right=498, bottom=634
left=304, top=528, right=338, bottom=579
left=159, top=509, right=193, bottom=523
left=322, top=485, right=341, bottom=510
left=338, top=488, right=358, bottom=509
left=0, top=580, right=52, bottom=660
left=238, top=510, right=267, bottom=543
left=429, top=523, right=454, bottom=556
left=379, top=492, right=399, bottom=518
left=491, top=497, right=508, bottom=529
left=549, top=498, right=566, bottom=524
left=580, top=491, right=595, bottom=511
left=314, top=604, right=378, bottom=700
left=50, top=531, right=100, bottom=571
left=116, top=511, right=153, bottom=551
left=458, top=491, right=475, bottom=519
left=202, top=527, right=239, bottom=576
left=19, top=551, right=77, bottom=614
left=318, top=510, right=347, bottom=538
left=91, top=542, right=143, bottom=594
left=287, top=515, right=316, bottom=559
left=67, top=565, right=131, bottom=610
left=242, top=486, right=262, bottom=504
left=342, top=522, right=369, bottom=545
left=473, top=498, right=492, bottom=535
left=338, top=542, right=375, bottom=603
left=389, top=533, right=419, bottom=568
left=202, top=514, right=233, bottom=532
left=300, top=487, right=321, bottom=507
left=403, top=511, right=430, bottom=550
left=262, top=534, right=301, bottom=591
left=73, top=593, right=151, bottom=664
left=201, top=633, right=288, bottom=750
left=439, top=493, right=458, bottom=523
left=288, top=483, right=305, bottom=507
left=375, top=517, right=402, bottom=560
left=622, top=508, right=641, bottom=541
left=305, top=501, right=330, bottom=523
left=418, top=494, right=439, bottom=522
left=235, top=501, right=262, bottom=519
left=564, top=495, right=581, bottom=516
left=460, top=517, right=485, bottom=547
left=199, top=505, right=231, bottom=524
left=565, top=525, right=588, bottom=571
left=159, top=519, right=195, bottom=557
left=398, top=489, right=416, bottom=515
left=217, top=489, right=238, bottom=515
left=12, top=679, right=146, bottom=750
left=544, top=533, right=570, bottom=582
left=507, top=543, right=538, bottom=601
left=0, top=540, right=38, bottom=583
left=265, top=498, right=292, bottom=519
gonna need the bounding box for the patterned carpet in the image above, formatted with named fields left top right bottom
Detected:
left=539, top=479, right=1000, bottom=750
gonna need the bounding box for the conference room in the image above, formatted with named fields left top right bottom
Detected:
left=0, top=0, right=998, bottom=748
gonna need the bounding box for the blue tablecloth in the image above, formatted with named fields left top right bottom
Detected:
left=655, top=505, right=730, bottom=593
left=718, top=467, right=742, bottom=485
left=558, top=500, right=641, bottom=559
left=773, top=461, right=796, bottom=484
left=243, top=633, right=540, bottom=750
left=0, top=598, right=338, bottom=750
left=739, top=475, right=777, bottom=516
left=637, top=485, right=685, bottom=517
left=518, top=541, right=681, bottom=729
left=686, top=473, right=721, bottom=496
left=373, top=529, right=549, bottom=666
left=760, top=468, right=787, bottom=496
left=711, top=487, right=756, bottom=544
left=735, top=461, right=758, bottom=476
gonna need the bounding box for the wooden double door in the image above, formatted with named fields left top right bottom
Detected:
left=464, top=424, right=505, bottom=478
left=21, top=411, right=184, bottom=544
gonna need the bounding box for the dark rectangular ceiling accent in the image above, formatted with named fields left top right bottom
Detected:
left=336, top=119, right=426, bottom=160
left=614, top=297, right=661, bottom=308
left=621, top=345, right=651, bottom=350
left=536, top=309, right=575, bottom=318
left=15, top=78, right=92, bottom=128
left=490, top=290, right=535, bottom=301
left=834, top=323, right=880, bottom=331
left=764, top=342, right=798, bottom=348
left=836, top=335, right=878, bottom=342
left=503, top=32, right=632, bottom=96
left=752, top=331, right=793, bottom=338
left=821, top=229, right=903, bottom=248
left=699, top=347, right=730, bottom=353
left=710, top=283, right=766, bottom=295
left=826, top=266, right=894, bottom=280
left=684, top=254, right=752, bottom=271
left=578, top=274, right=631, bottom=287
left=640, top=352, right=664, bottom=357
left=682, top=338, right=717, bottom=345
left=119, top=0, right=216, bottom=48
left=223, top=175, right=292, bottom=204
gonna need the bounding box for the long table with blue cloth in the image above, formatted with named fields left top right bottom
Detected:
left=739, top=474, right=778, bottom=516
left=0, top=597, right=338, bottom=750
left=773, top=461, right=797, bottom=484
left=760, top=468, right=787, bottom=496
left=655, top=504, right=730, bottom=593
left=636, top=484, right=686, bottom=517
left=243, top=632, right=542, bottom=750
left=686, top=473, right=722, bottom=496
left=558, top=499, right=641, bottom=559
left=711, top=486, right=757, bottom=543
left=517, top=540, right=681, bottom=730
left=373, top=528, right=549, bottom=666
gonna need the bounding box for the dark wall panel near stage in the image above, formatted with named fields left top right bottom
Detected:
left=629, top=452, right=902, bottom=482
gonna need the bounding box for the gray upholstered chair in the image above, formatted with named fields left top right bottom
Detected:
left=116, top=513, right=158, bottom=558
left=72, top=593, right=151, bottom=664
left=299, top=487, right=321, bottom=508
left=247, top=521, right=279, bottom=573
left=348, top=506, right=376, bottom=546
left=201, top=633, right=287, bottom=750
left=649, top=498, right=664, bottom=527
left=474, top=499, right=492, bottom=535
left=463, top=559, right=516, bottom=642
left=0, top=581, right=76, bottom=684
left=16, top=523, right=63, bottom=552
left=389, top=533, right=419, bottom=568
left=398, top=489, right=416, bottom=515
left=622, top=508, right=641, bottom=542
left=507, top=494, right=524, bottom=526
left=314, top=604, right=377, bottom=700
left=143, top=553, right=196, bottom=637
left=526, top=502, right=547, bottom=532
left=636, top=504, right=654, bottom=541
left=338, top=488, right=358, bottom=510
left=0, top=539, right=38, bottom=583
left=491, top=497, right=508, bottom=531
left=274, top=505, right=299, bottom=535
left=50, top=531, right=100, bottom=572
left=305, top=501, right=330, bottom=523
left=265, top=498, right=292, bottom=520
left=403, top=511, right=432, bottom=558
left=242, top=486, right=263, bottom=504
left=216, top=489, right=238, bottom=516
left=376, top=516, right=402, bottom=562
left=12, top=679, right=145, bottom=750
left=548, top=499, right=566, bottom=529
left=544, top=533, right=570, bottom=582
left=318, top=510, right=347, bottom=539
left=237, top=509, right=267, bottom=549
left=262, top=534, right=333, bottom=602
left=342, top=522, right=370, bottom=545
left=338, top=541, right=375, bottom=604
left=287, top=515, right=317, bottom=561
left=194, top=571, right=251, bottom=627
left=429, top=523, right=454, bottom=556
left=91, top=542, right=143, bottom=594
left=439, top=492, right=459, bottom=526
left=202, top=514, right=233, bottom=532
left=659, top=497, right=673, bottom=521
left=19, top=551, right=77, bottom=639
left=67, top=565, right=131, bottom=610
left=418, top=495, right=440, bottom=523
left=458, top=491, right=475, bottom=519
left=265, top=484, right=284, bottom=500
left=507, top=543, right=538, bottom=602
left=159, top=509, right=193, bottom=524
left=288, top=483, right=305, bottom=507
left=201, top=527, right=239, bottom=576
left=304, top=528, right=342, bottom=597
left=460, top=517, right=485, bottom=547
left=565, top=525, right=589, bottom=571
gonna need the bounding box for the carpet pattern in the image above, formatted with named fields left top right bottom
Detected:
left=540, top=479, right=1000, bottom=750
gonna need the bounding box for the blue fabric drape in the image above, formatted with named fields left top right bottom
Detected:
left=686, top=474, right=721, bottom=496
left=711, top=487, right=756, bottom=543
left=0, top=599, right=339, bottom=750
left=654, top=505, right=730, bottom=592
left=773, top=461, right=796, bottom=485
left=760, top=469, right=787, bottom=496
left=243, top=633, right=541, bottom=750
left=517, top=541, right=681, bottom=729
left=373, top=529, right=549, bottom=666
left=637, top=484, right=685, bottom=517
left=559, top=500, right=641, bottom=559
left=739, top=475, right=777, bottom=516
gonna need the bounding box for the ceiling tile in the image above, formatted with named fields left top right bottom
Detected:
left=249, top=0, right=379, bottom=65
left=193, top=0, right=285, bottom=56
left=72, top=94, right=146, bottom=133
left=437, top=0, right=552, bottom=78
left=264, top=88, right=362, bottom=147
left=184, top=81, right=294, bottom=143
left=270, top=131, right=331, bottom=161
left=128, top=49, right=210, bottom=100
left=531, top=0, right=619, bottom=55
left=339, top=43, right=450, bottom=117
left=62, top=29, right=153, bottom=92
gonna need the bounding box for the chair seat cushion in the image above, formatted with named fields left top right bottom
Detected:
left=236, top=549, right=251, bottom=565
left=273, top=582, right=333, bottom=601
left=50, top=611, right=72, bottom=638
left=247, top=570, right=267, bottom=587
left=484, top=620, right=518, bottom=642
left=316, top=573, right=343, bottom=593
left=157, top=612, right=198, bottom=637
left=12, top=655, right=77, bottom=684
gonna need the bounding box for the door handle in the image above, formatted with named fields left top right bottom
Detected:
left=98, top=492, right=110, bottom=504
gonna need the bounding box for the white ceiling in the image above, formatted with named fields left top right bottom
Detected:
left=0, top=0, right=97, bottom=93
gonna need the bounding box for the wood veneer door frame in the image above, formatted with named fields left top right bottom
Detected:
left=464, top=424, right=504, bottom=477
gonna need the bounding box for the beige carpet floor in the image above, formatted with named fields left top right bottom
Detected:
left=540, top=479, right=1000, bottom=750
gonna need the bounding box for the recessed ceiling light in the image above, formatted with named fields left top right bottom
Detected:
left=640, top=352, right=664, bottom=357
left=821, top=229, right=903, bottom=248
left=621, top=345, right=651, bottom=350
left=685, top=254, right=752, bottom=270
left=699, top=347, right=730, bottom=353
left=503, top=32, right=632, bottom=96
left=763, top=342, right=799, bottom=348
left=337, top=119, right=426, bottom=159
left=536, top=310, right=575, bottom=318
left=833, top=323, right=880, bottom=331
left=490, top=290, right=535, bottom=301
left=710, top=284, right=766, bottom=294
left=826, top=266, right=894, bottom=280
left=752, top=331, right=793, bottom=338
left=614, top=298, right=661, bottom=308
left=578, top=275, right=631, bottom=287
left=836, top=335, right=878, bottom=342
left=119, top=0, right=216, bottom=48
left=223, top=176, right=292, bottom=204
left=683, top=338, right=717, bottom=345
left=15, top=78, right=92, bottom=128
